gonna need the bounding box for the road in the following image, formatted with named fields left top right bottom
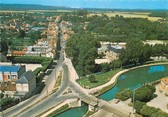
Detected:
left=1, top=21, right=129, bottom=117
left=14, top=62, right=75, bottom=117
left=1, top=21, right=64, bottom=117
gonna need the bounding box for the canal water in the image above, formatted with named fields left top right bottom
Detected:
left=56, top=64, right=168, bottom=117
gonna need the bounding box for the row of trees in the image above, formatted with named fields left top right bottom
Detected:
left=66, top=32, right=100, bottom=76
left=115, top=85, right=155, bottom=102
left=115, top=85, right=168, bottom=116
left=119, top=39, right=168, bottom=66
left=134, top=101, right=168, bottom=117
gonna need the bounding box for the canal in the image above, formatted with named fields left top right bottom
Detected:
left=56, top=64, right=168, bottom=117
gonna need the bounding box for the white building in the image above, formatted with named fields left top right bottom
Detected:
left=97, top=41, right=125, bottom=64
left=26, top=45, right=53, bottom=58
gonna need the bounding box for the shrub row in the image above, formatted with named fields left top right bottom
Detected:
left=33, top=67, right=42, bottom=76
left=13, top=56, right=52, bottom=64
left=134, top=101, right=168, bottom=117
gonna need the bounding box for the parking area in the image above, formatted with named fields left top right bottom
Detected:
left=17, top=63, right=42, bottom=71
left=147, top=85, right=168, bottom=113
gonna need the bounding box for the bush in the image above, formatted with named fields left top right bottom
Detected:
left=134, top=85, right=155, bottom=102
left=134, top=101, right=145, bottom=114
left=88, top=75, right=97, bottom=83
left=0, top=97, right=14, bottom=107
left=140, top=105, right=160, bottom=117
left=115, top=88, right=132, bottom=101
left=153, top=110, right=168, bottom=117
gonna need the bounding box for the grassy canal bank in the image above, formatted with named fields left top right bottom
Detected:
left=76, top=69, right=121, bottom=89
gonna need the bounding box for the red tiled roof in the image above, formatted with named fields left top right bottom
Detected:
left=12, top=51, right=26, bottom=55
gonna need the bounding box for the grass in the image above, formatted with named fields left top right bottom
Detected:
left=76, top=69, right=121, bottom=89
left=52, top=70, right=62, bottom=92
left=37, top=104, right=69, bottom=117
left=47, top=104, right=69, bottom=117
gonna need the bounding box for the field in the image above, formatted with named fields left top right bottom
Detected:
left=88, top=11, right=162, bottom=21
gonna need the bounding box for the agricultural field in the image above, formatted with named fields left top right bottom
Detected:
left=88, top=11, right=162, bottom=21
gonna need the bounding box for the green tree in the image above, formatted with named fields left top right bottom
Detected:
left=140, top=105, right=159, bottom=117
left=66, top=32, right=100, bottom=76
left=134, top=101, right=145, bottom=114
left=18, top=29, right=26, bottom=38
left=133, top=85, right=156, bottom=102
left=88, top=75, right=97, bottom=83
left=115, top=88, right=132, bottom=101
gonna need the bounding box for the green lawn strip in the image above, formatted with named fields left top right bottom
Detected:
left=76, top=69, right=121, bottom=89
left=47, top=104, right=69, bottom=117
left=52, top=71, right=62, bottom=92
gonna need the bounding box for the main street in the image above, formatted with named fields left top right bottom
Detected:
left=1, top=21, right=64, bottom=117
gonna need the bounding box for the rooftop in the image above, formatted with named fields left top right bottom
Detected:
left=0, top=65, right=21, bottom=72
left=16, top=71, right=35, bottom=84
left=161, top=77, right=168, bottom=85
left=12, top=51, right=26, bottom=55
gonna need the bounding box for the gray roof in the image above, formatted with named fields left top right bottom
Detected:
left=16, top=71, right=35, bottom=84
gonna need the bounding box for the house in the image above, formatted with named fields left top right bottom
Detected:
left=160, top=77, right=168, bottom=95
left=26, top=45, right=53, bottom=58
left=16, top=71, right=36, bottom=97
left=0, top=65, right=26, bottom=83
left=97, top=41, right=124, bottom=62
left=0, top=65, right=26, bottom=97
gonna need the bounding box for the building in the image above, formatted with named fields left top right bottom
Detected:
left=0, top=65, right=26, bottom=97
left=0, top=65, right=26, bottom=83
left=160, top=77, right=168, bottom=95
left=97, top=41, right=124, bottom=63
left=26, top=45, right=53, bottom=58
left=12, top=51, right=26, bottom=56
left=16, top=71, right=36, bottom=97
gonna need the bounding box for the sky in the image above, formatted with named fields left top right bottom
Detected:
left=1, top=0, right=168, bottom=9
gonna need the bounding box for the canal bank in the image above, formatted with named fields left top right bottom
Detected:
left=47, top=62, right=168, bottom=117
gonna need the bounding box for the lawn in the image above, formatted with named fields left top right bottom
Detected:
left=76, top=69, right=121, bottom=89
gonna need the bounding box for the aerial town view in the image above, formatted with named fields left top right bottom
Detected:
left=0, top=0, right=168, bottom=117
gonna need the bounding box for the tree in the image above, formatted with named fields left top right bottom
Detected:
left=18, top=29, right=25, bottom=38
left=66, top=32, right=100, bottom=76
left=115, top=88, right=132, bottom=101
left=88, top=75, right=97, bottom=83
left=0, top=39, right=8, bottom=55
left=140, top=105, right=160, bottom=117
left=134, top=101, right=145, bottom=114
left=133, top=85, right=156, bottom=102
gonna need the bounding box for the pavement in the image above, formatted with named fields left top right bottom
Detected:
left=147, top=85, right=168, bottom=113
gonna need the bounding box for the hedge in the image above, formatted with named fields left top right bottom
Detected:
left=13, top=56, right=52, bottom=64
left=33, top=67, right=42, bottom=76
